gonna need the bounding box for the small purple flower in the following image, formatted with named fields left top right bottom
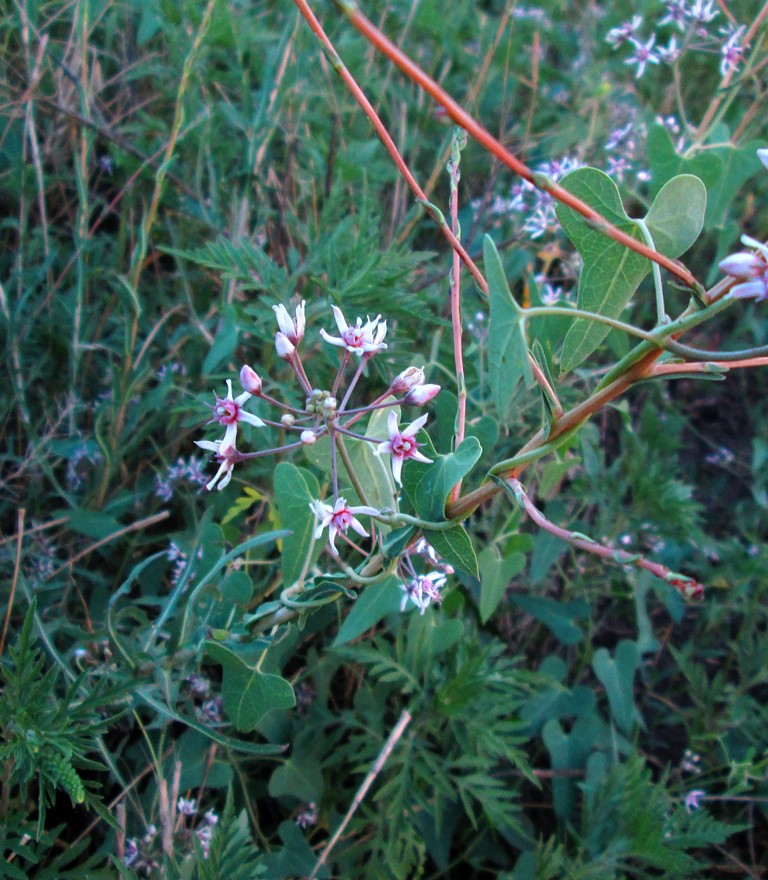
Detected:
left=208, top=379, right=265, bottom=449
left=659, top=0, right=688, bottom=31
left=178, top=797, right=197, bottom=815
left=625, top=35, right=660, bottom=78
left=657, top=36, right=681, bottom=63
left=399, top=571, right=447, bottom=614
left=320, top=306, right=387, bottom=356
left=377, top=412, right=432, bottom=485
left=309, top=497, right=380, bottom=554
left=720, top=26, right=744, bottom=76
left=687, top=0, right=718, bottom=24
left=606, top=15, right=643, bottom=47
left=684, top=789, right=706, bottom=812
left=194, top=440, right=242, bottom=491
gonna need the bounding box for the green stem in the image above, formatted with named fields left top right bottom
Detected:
left=335, top=433, right=372, bottom=506
left=635, top=218, right=666, bottom=325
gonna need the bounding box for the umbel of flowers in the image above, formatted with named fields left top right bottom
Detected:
left=196, top=300, right=448, bottom=612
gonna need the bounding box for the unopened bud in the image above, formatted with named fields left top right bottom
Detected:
left=239, top=364, right=262, bottom=394
left=281, top=414, right=295, bottom=428
left=719, top=252, right=763, bottom=279
left=391, top=366, right=425, bottom=394
left=300, top=430, right=317, bottom=445
left=405, top=383, right=441, bottom=406
left=275, top=332, right=295, bottom=360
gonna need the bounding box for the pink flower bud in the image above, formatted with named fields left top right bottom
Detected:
left=391, top=366, right=426, bottom=394
left=239, top=365, right=262, bottom=395
left=300, top=430, right=317, bottom=445
left=719, top=252, right=763, bottom=279
left=275, top=332, right=295, bottom=360
left=405, top=383, right=441, bottom=406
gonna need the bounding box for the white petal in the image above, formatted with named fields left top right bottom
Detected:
left=387, top=410, right=399, bottom=437
left=331, top=305, right=348, bottom=334
left=392, top=456, right=403, bottom=485
left=403, top=413, right=429, bottom=437
left=239, top=412, right=266, bottom=428
left=348, top=516, right=369, bottom=538
left=319, top=328, right=344, bottom=347
left=195, top=440, right=221, bottom=452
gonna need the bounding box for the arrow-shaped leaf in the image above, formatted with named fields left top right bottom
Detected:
left=205, top=642, right=295, bottom=732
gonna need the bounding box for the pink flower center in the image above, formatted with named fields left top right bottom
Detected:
left=391, top=434, right=417, bottom=459
left=332, top=509, right=353, bottom=531
left=342, top=328, right=365, bottom=349
left=213, top=398, right=241, bottom=425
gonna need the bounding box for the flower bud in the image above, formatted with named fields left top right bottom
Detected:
left=719, top=252, right=763, bottom=279
left=275, top=331, right=295, bottom=360
left=300, top=430, right=317, bottom=445
left=405, top=383, right=441, bottom=406
left=239, top=365, right=262, bottom=395
left=391, top=366, right=425, bottom=394
left=281, top=414, right=295, bottom=427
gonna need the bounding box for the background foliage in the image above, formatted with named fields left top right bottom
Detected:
left=1, top=0, right=767, bottom=877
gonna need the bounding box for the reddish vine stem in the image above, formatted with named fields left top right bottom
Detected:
left=506, top=478, right=704, bottom=600
left=336, top=0, right=700, bottom=291
left=291, top=0, right=485, bottom=291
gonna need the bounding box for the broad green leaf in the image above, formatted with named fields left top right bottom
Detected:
left=205, top=642, right=295, bottom=732
left=333, top=577, right=403, bottom=645
left=592, top=639, right=641, bottom=735
left=484, top=235, right=533, bottom=416
left=418, top=436, right=482, bottom=522
left=647, top=124, right=723, bottom=197
left=426, top=523, right=479, bottom=579
left=273, top=462, right=322, bottom=588
left=510, top=594, right=589, bottom=645
left=542, top=715, right=604, bottom=819
left=220, top=570, right=253, bottom=606
left=478, top=546, right=526, bottom=623
left=556, top=168, right=649, bottom=372
left=645, top=174, right=706, bottom=258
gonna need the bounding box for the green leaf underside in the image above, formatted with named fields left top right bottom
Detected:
left=645, top=174, right=707, bottom=258
left=556, top=168, right=649, bottom=372
left=484, top=235, right=533, bottom=415
left=273, top=462, right=321, bottom=588
left=205, top=642, right=295, bottom=732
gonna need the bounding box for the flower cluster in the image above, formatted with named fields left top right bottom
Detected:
left=605, top=3, right=746, bottom=81
left=196, top=302, right=440, bottom=501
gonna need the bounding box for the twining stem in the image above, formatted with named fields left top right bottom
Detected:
left=448, top=130, right=466, bottom=503
left=308, top=709, right=413, bottom=880
left=635, top=218, right=667, bottom=325
left=499, top=477, right=703, bottom=599
left=336, top=0, right=700, bottom=291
